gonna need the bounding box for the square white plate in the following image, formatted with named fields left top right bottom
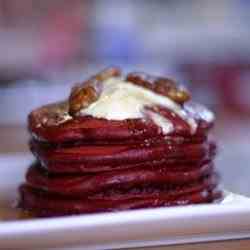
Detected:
left=0, top=154, right=250, bottom=250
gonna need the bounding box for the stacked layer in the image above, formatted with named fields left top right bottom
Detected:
left=19, top=70, right=222, bottom=217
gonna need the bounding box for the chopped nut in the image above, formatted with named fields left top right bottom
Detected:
left=44, top=102, right=71, bottom=126
left=32, top=101, right=71, bottom=127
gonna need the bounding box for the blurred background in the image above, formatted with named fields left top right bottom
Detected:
left=0, top=0, right=249, bottom=196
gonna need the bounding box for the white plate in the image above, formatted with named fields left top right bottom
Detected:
left=0, top=154, right=250, bottom=250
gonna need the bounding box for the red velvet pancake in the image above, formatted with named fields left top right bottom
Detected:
left=19, top=68, right=221, bottom=217
left=31, top=140, right=215, bottom=166
left=40, top=155, right=215, bottom=174
left=25, top=162, right=214, bottom=197
left=28, top=103, right=213, bottom=144
left=19, top=184, right=221, bottom=217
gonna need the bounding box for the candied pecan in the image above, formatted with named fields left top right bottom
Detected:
left=93, top=67, right=121, bottom=82
left=154, top=77, right=190, bottom=104
left=127, top=72, right=190, bottom=104
left=126, top=72, right=155, bottom=90
left=69, top=67, right=121, bottom=116
left=69, top=85, right=99, bottom=116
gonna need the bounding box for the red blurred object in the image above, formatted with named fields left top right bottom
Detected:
left=182, top=62, right=250, bottom=117
left=40, top=12, right=80, bottom=69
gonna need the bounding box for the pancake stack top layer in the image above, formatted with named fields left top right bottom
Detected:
left=19, top=67, right=222, bottom=217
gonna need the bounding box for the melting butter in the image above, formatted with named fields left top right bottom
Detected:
left=146, top=111, right=174, bottom=134
left=80, top=77, right=197, bottom=134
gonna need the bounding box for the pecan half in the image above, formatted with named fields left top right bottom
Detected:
left=69, top=67, right=121, bottom=116
left=92, top=67, right=121, bottom=82
left=69, top=84, right=100, bottom=116
left=126, top=72, right=190, bottom=104
left=154, top=77, right=190, bottom=104
left=126, top=72, right=155, bottom=90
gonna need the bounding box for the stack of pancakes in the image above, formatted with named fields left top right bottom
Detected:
left=19, top=71, right=221, bottom=217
